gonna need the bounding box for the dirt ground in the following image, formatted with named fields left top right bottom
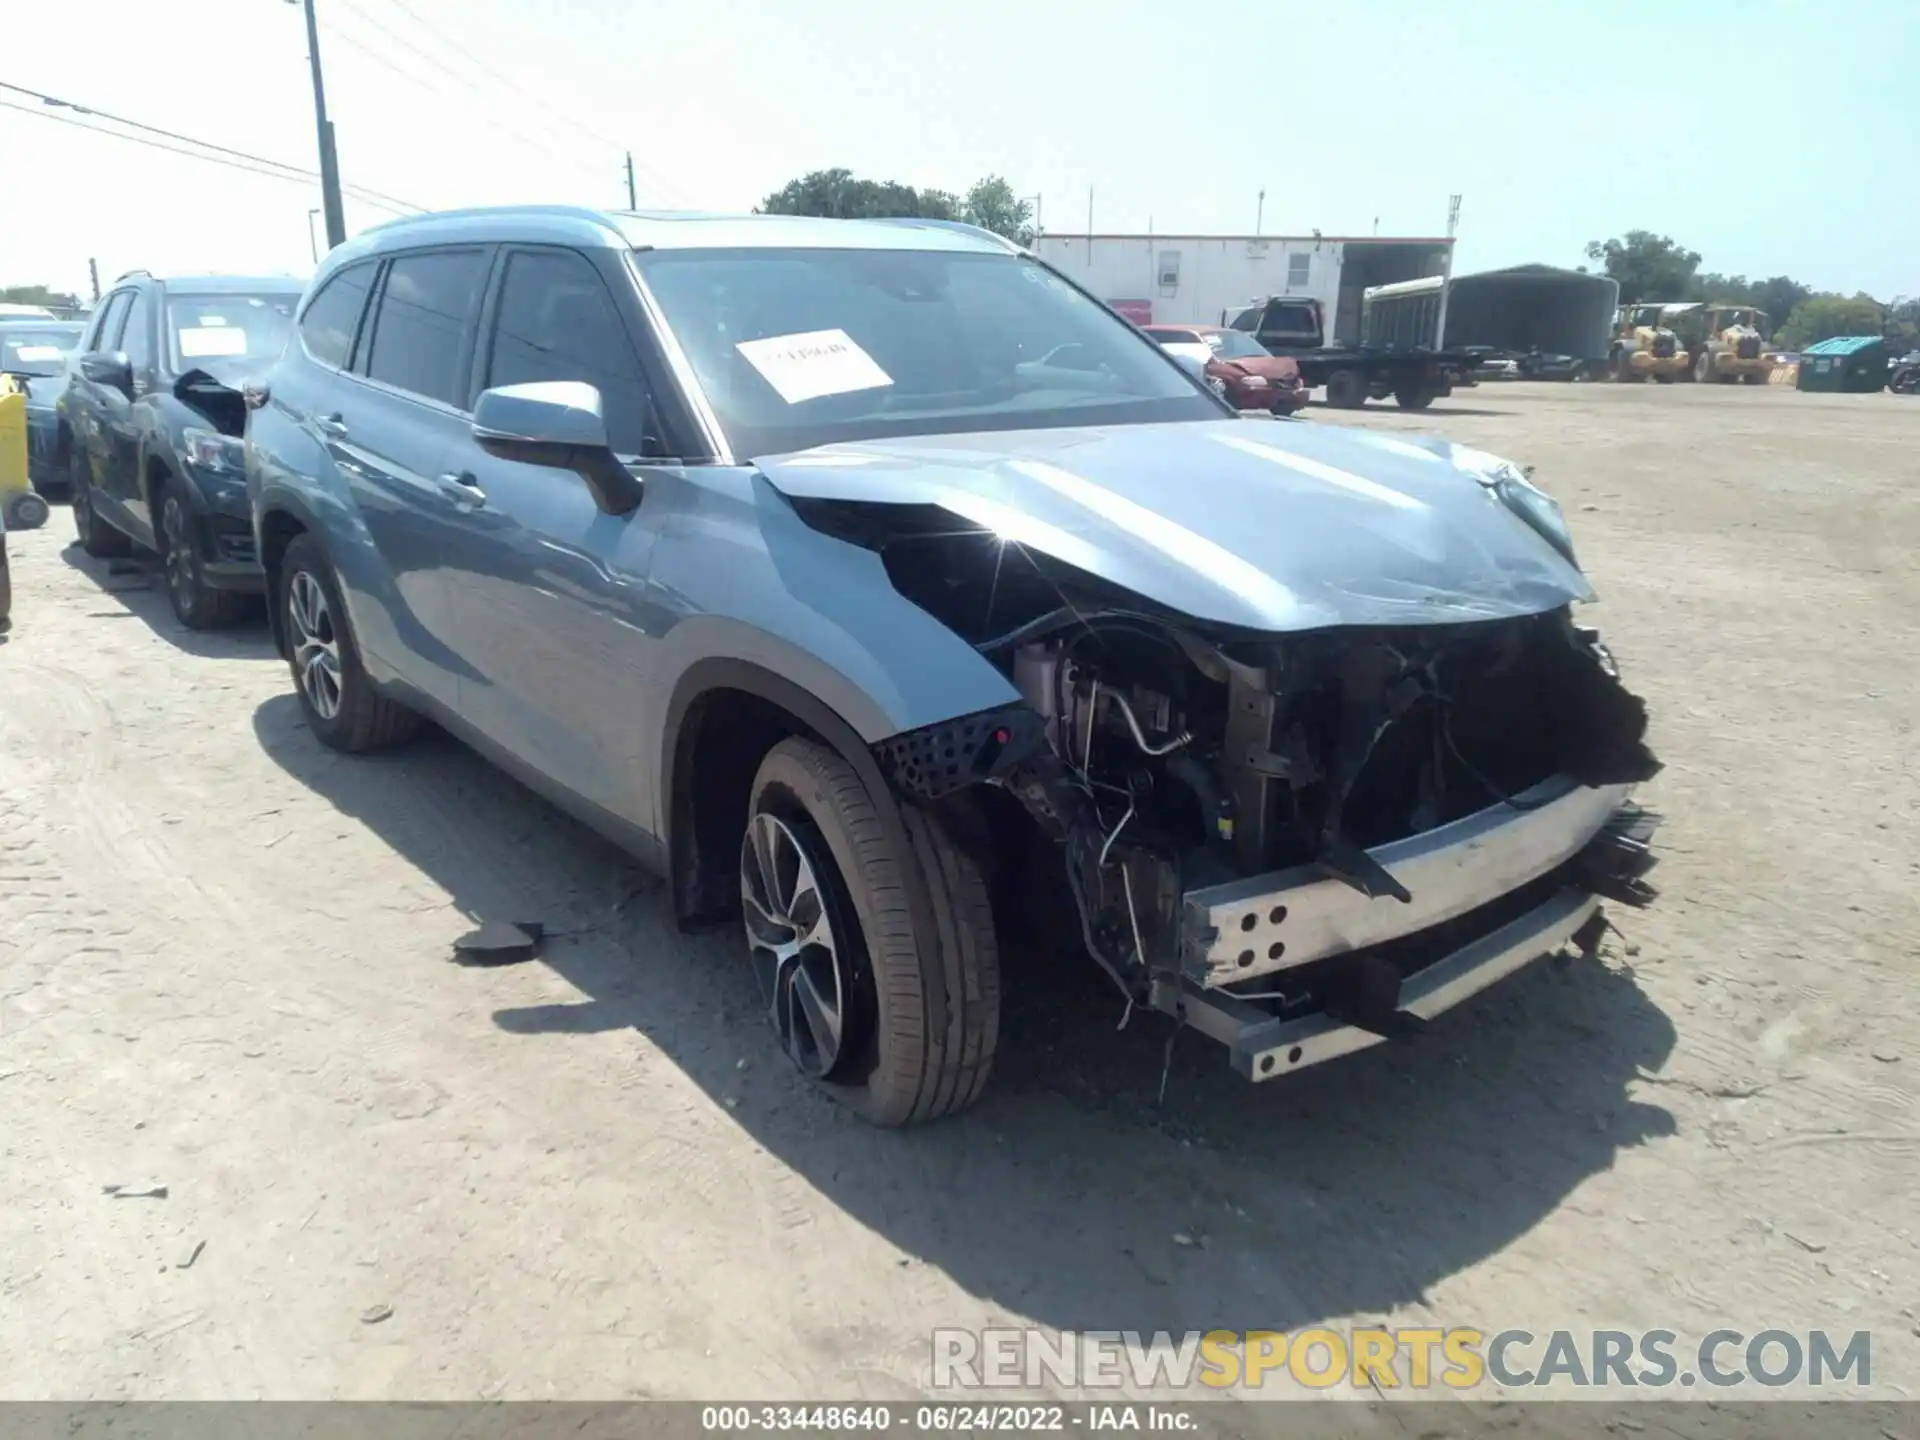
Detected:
left=1, top=381, right=1914, bottom=1403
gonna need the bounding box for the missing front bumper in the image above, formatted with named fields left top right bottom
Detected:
left=1158, top=886, right=1605, bottom=1082
left=1181, top=777, right=1629, bottom=989
left=1155, top=791, right=1659, bottom=1083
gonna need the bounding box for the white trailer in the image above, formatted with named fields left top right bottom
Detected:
left=1032, top=232, right=1453, bottom=345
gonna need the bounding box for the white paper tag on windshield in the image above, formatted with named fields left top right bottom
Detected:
left=179, top=327, right=248, bottom=358
left=735, top=328, right=892, bottom=405
left=14, top=345, right=64, bottom=361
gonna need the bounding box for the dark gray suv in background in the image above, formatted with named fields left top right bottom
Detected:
left=247, top=206, right=1660, bottom=1125
left=63, top=271, right=302, bottom=626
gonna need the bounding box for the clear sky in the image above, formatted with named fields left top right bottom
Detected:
left=4, top=0, right=1913, bottom=302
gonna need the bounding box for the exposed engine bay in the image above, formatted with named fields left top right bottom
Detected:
left=837, top=497, right=1664, bottom=1055
left=989, top=602, right=1658, bottom=991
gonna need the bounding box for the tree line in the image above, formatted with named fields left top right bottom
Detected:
left=758, top=169, right=1035, bottom=245
left=1584, top=231, right=1916, bottom=352
left=1, top=283, right=84, bottom=311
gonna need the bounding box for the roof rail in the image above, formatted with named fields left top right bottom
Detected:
left=867, top=216, right=1026, bottom=253
left=111, top=268, right=153, bottom=284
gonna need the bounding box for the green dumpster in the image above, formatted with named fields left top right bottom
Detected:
left=1796, top=335, right=1888, bottom=393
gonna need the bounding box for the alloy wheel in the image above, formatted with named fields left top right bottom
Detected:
left=162, top=498, right=197, bottom=610
left=740, top=810, right=855, bottom=1079
left=287, top=569, right=343, bottom=720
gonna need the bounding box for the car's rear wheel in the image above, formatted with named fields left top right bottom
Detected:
left=279, top=534, right=420, bottom=751
left=741, top=738, right=999, bottom=1126
left=1325, top=368, right=1368, bottom=408
left=69, top=452, right=131, bottom=559
left=158, top=481, right=245, bottom=630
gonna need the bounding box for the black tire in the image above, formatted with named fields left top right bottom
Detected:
left=742, top=737, right=1000, bottom=1126
left=1393, top=385, right=1435, bottom=410
left=1653, top=371, right=1676, bottom=384
left=4, top=491, right=50, bottom=531
left=69, top=450, right=132, bottom=559
left=278, top=533, right=420, bottom=751
left=157, top=479, right=245, bottom=630
left=1742, top=372, right=1764, bottom=386
left=1325, top=368, right=1368, bottom=409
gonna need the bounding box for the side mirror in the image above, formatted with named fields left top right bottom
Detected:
left=471, top=381, right=642, bottom=516
left=81, top=350, right=133, bottom=396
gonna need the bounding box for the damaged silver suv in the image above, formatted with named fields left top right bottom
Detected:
left=247, top=206, right=1660, bottom=1125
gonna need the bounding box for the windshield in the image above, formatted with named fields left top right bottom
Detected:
left=165, top=293, right=298, bottom=372
left=0, top=324, right=83, bottom=377
left=635, top=247, right=1216, bottom=455
left=1205, top=330, right=1270, bottom=360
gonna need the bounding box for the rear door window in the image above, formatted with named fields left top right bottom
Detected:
left=362, top=249, right=490, bottom=408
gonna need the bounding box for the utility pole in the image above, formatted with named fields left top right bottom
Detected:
left=299, top=0, right=347, bottom=250
left=87, top=258, right=100, bottom=303
left=1255, top=189, right=1264, bottom=237
left=625, top=152, right=638, bottom=210
left=1433, top=193, right=1462, bottom=351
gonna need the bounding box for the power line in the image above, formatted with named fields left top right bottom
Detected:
left=0, top=96, right=317, bottom=188
left=328, top=0, right=620, bottom=170
left=367, top=0, right=693, bottom=206
left=0, top=95, right=410, bottom=216
left=0, top=79, right=423, bottom=214
left=317, top=20, right=622, bottom=192
left=385, top=0, right=623, bottom=151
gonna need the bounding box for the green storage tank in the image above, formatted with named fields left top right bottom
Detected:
left=1796, top=335, right=1888, bottom=392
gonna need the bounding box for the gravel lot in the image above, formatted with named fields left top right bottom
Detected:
left=1, top=381, right=1914, bottom=1402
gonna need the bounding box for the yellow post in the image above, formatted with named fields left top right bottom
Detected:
left=0, top=379, right=31, bottom=510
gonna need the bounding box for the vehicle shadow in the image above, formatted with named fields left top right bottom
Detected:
left=252, top=695, right=1679, bottom=1336
left=1311, top=403, right=1521, bottom=421
left=60, top=544, right=272, bottom=660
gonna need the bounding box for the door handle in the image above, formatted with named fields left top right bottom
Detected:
left=316, top=413, right=348, bottom=439
left=438, top=471, right=486, bottom=507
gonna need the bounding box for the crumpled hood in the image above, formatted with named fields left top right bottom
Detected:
left=177, top=356, right=267, bottom=391
left=753, top=420, right=1595, bottom=634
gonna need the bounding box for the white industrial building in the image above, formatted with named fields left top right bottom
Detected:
left=1033, top=232, right=1454, bottom=346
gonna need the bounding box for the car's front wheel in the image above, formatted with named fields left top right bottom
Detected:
left=158, top=481, right=245, bottom=630
left=741, top=738, right=1000, bottom=1125
left=279, top=534, right=420, bottom=751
